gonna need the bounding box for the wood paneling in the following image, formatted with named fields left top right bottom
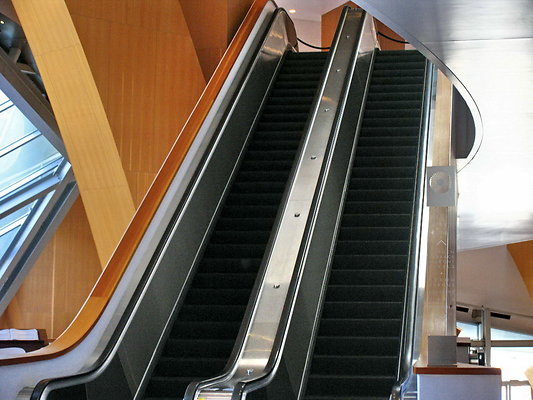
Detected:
left=68, top=0, right=206, bottom=206
left=508, top=240, right=533, bottom=299
left=322, top=2, right=406, bottom=50
left=11, top=0, right=136, bottom=267
left=321, top=2, right=358, bottom=49
left=0, top=0, right=270, bottom=364
left=0, top=199, right=101, bottom=339
left=180, top=0, right=254, bottom=80
left=1, top=0, right=206, bottom=341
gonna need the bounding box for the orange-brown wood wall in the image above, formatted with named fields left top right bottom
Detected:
left=322, top=2, right=406, bottom=51
left=179, top=0, right=254, bottom=80
left=0, top=0, right=249, bottom=339
left=0, top=199, right=101, bottom=338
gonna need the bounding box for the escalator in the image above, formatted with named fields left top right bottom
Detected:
left=302, top=50, right=426, bottom=399
left=143, top=51, right=329, bottom=399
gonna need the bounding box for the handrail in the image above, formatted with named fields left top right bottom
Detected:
left=0, top=0, right=274, bottom=366
left=391, top=60, right=436, bottom=399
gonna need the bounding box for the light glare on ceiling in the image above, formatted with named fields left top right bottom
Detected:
left=289, top=9, right=296, bottom=13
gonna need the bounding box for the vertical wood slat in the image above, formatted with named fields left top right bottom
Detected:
left=11, top=0, right=136, bottom=267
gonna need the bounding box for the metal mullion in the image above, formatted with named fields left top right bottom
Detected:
left=0, top=156, right=63, bottom=199
left=0, top=174, right=61, bottom=219
left=0, top=129, right=41, bottom=158
left=0, top=213, right=28, bottom=236
left=0, top=47, right=66, bottom=156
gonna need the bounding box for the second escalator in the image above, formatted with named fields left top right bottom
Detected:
left=303, top=50, right=427, bottom=400
left=143, top=50, right=329, bottom=400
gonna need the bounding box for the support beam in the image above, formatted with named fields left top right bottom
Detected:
left=508, top=240, right=533, bottom=299
left=11, top=0, right=135, bottom=267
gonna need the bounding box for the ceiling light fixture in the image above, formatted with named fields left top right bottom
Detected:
left=288, top=9, right=296, bottom=14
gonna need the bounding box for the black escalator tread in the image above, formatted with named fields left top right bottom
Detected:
left=144, top=51, right=328, bottom=399
left=303, top=50, right=425, bottom=399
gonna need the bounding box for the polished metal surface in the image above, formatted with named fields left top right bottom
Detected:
left=392, top=62, right=435, bottom=400
left=427, top=166, right=457, bottom=207
left=190, top=8, right=371, bottom=400
left=0, top=3, right=279, bottom=400
left=352, top=0, right=533, bottom=250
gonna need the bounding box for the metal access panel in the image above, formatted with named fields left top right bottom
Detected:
left=427, top=166, right=457, bottom=207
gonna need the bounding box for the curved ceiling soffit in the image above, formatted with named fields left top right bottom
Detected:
left=356, top=1, right=484, bottom=171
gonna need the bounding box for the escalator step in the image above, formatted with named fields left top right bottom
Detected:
left=305, top=375, right=395, bottom=397
left=199, top=257, right=262, bottom=273
left=341, top=214, right=412, bottom=227
left=354, top=155, right=417, bottom=167
left=350, top=166, right=416, bottom=178
left=311, top=355, right=397, bottom=376
left=355, top=145, right=418, bottom=156
left=332, top=254, right=408, bottom=269
left=339, top=226, right=410, bottom=240
left=346, top=189, right=414, bottom=202
left=178, top=305, right=247, bottom=321
left=164, top=338, right=236, bottom=358
left=155, top=357, right=228, bottom=377
left=349, top=177, right=415, bottom=190
left=321, top=301, right=404, bottom=319
left=170, top=321, right=241, bottom=339
left=316, top=319, right=401, bottom=338
left=145, top=377, right=199, bottom=398
left=328, top=269, right=406, bottom=286
left=192, top=272, right=258, bottom=288
left=325, top=285, right=405, bottom=302
left=314, top=336, right=400, bottom=356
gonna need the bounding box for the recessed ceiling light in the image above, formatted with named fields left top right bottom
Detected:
left=0, top=21, right=4, bottom=25
left=288, top=9, right=296, bottom=14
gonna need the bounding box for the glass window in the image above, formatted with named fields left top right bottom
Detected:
left=0, top=135, right=61, bottom=194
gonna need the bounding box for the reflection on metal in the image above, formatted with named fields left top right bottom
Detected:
left=190, top=7, right=369, bottom=400
left=427, top=166, right=456, bottom=207
left=392, top=61, right=435, bottom=399
left=419, top=71, right=457, bottom=371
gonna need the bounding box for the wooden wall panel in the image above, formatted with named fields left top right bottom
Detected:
left=51, top=199, right=101, bottom=337
left=12, top=0, right=136, bottom=267
left=67, top=0, right=206, bottom=206
left=508, top=240, right=533, bottom=299
left=180, top=0, right=254, bottom=80
left=0, top=243, right=54, bottom=333
left=0, top=199, right=101, bottom=339
left=322, top=2, right=406, bottom=50
left=1, top=0, right=206, bottom=339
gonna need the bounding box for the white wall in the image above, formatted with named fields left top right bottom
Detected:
left=457, top=246, right=533, bottom=333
